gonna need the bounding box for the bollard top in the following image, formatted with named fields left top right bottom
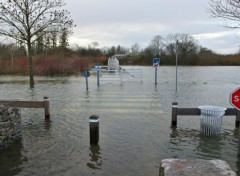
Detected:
left=172, top=102, right=178, bottom=106
left=89, top=115, right=99, bottom=122
left=89, top=115, right=99, bottom=119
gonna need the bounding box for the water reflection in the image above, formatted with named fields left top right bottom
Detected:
left=233, top=128, right=239, bottom=139
left=164, top=127, right=240, bottom=175
left=0, top=67, right=240, bottom=175
left=197, top=134, right=222, bottom=158
left=0, top=140, right=26, bottom=176
left=234, top=128, right=240, bottom=173
left=86, top=145, right=102, bottom=170
left=169, top=127, right=222, bottom=159
left=236, top=159, right=240, bottom=175
left=27, top=88, right=37, bottom=99
left=44, top=119, right=52, bottom=130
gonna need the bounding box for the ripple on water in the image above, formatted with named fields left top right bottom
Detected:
left=0, top=67, right=240, bottom=175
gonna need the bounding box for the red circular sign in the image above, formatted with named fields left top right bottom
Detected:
left=230, top=87, right=240, bottom=110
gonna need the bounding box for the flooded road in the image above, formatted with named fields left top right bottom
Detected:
left=0, top=66, right=239, bottom=175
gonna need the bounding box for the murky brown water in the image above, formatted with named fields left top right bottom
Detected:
left=0, top=66, right=239, bottom=176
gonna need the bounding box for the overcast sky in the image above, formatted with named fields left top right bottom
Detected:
left=65, top=0, right=240, bottom=54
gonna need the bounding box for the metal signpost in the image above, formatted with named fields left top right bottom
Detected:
left=153, top=58, right=160, bottom=85
left=176, top=40, right=179, bottom=91
left=83, top=70, right=90, bottom=91
left=95, top=65, right=102, bottom=87
left=230, top=87, right=240, bottom=157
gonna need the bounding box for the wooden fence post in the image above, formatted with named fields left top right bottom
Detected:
left=89, top=115, right=99, bottom=145
left=43, top=96, right=50, bottom=120
left=237, top=110, right=240, bottom=157
left=236, top=110, right=240, bottom=128
left=172, top=102, right=178, bottom=127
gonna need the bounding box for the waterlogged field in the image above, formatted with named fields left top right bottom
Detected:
left=0, top=66, right=240, bottom=176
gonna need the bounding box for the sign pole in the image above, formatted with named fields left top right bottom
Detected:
left=176, top=40, right=179, bottom=91
left=155, top=66, right=157, bottom=85
left=229, top=87, right=240, bottom=157
left=97, top=70, right=100, bottom=87
left=83, top=70, right=90, bottom=91
left=153, top=58, right=160, bottom=86
left=95, top=65, right=101, bottom=87
left=86, top=76, right=89, bottom=91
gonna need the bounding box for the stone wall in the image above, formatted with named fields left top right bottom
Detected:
left=0, top=105, right=21, bottom=150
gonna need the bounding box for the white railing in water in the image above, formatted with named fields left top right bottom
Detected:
left=121, top=68, right=143, bottom=82
left=96, top=68, right=143, bottom=85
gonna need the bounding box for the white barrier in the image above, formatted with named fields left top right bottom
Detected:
left=95, top=68, right=143, bottom=85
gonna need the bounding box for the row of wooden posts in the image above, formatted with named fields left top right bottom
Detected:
left=2, top=98, right=240, bottom=148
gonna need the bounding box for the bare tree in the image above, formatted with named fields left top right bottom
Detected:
left=165, top=33, right=199, bottom=59
left=91, top=41, right=99, bottom=49
left=51, top=30, right=58, bottom=49
left=0, top=0, right=74, bottom=88
left=130, top=43, right=141, bottom=56
left=59, top=27, right=70, bottom=49
left=177, top=34, right=199, bottom=59
left=209, top=0, right=240, bottom=28
left=149, top=35, right=164, bottom=57
left=165, top=34, right=177, bottom=57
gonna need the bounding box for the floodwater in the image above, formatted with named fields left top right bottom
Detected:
left=0, top=66, right=240, bottom=176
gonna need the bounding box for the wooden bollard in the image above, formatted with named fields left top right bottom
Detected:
left=172, top=102, right=178, bottom=127
left=236, top=110, right=240, bottom=128
left=237, top=110, right=240, bottom=157
left=89, top=115, right=99, bottom=145
left=238, top=131, right=240, bottom=158
left=43, top=96, right=50, bottom=120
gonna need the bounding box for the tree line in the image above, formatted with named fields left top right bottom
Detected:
left=0, top=0, right=239, bottom=88
left=1, top=32, right=239, bottom=66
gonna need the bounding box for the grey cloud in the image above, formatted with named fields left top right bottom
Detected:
left=66, top=0, right=239, bottom=54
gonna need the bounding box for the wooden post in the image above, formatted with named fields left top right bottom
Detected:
left=238, top=132, right=240, bottom=158
left=236, top=110, right=240, bottom=128
left=237, top=110, right=240, bottom=157
left=172, top=102, right=178, bottom=127
left=43, top=96, right=50, bottom=120
left=89, top=115, right=99, bottom=145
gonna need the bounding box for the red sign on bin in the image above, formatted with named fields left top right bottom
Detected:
left=230, top=87, right=240, bottom=110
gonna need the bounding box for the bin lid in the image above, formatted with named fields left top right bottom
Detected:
left=198, top=106, right=226, bottom=116
left=198, top=105, right=227, bottom=111
left=198, top=106, right=226, bottom=111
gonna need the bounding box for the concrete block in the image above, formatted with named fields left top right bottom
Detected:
left=160, top=159, right=237, bottom=176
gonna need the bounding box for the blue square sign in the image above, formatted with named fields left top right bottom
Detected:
left=153, top=58, right=160, bottom=66
left=83, top=70, right=90, bottom=77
